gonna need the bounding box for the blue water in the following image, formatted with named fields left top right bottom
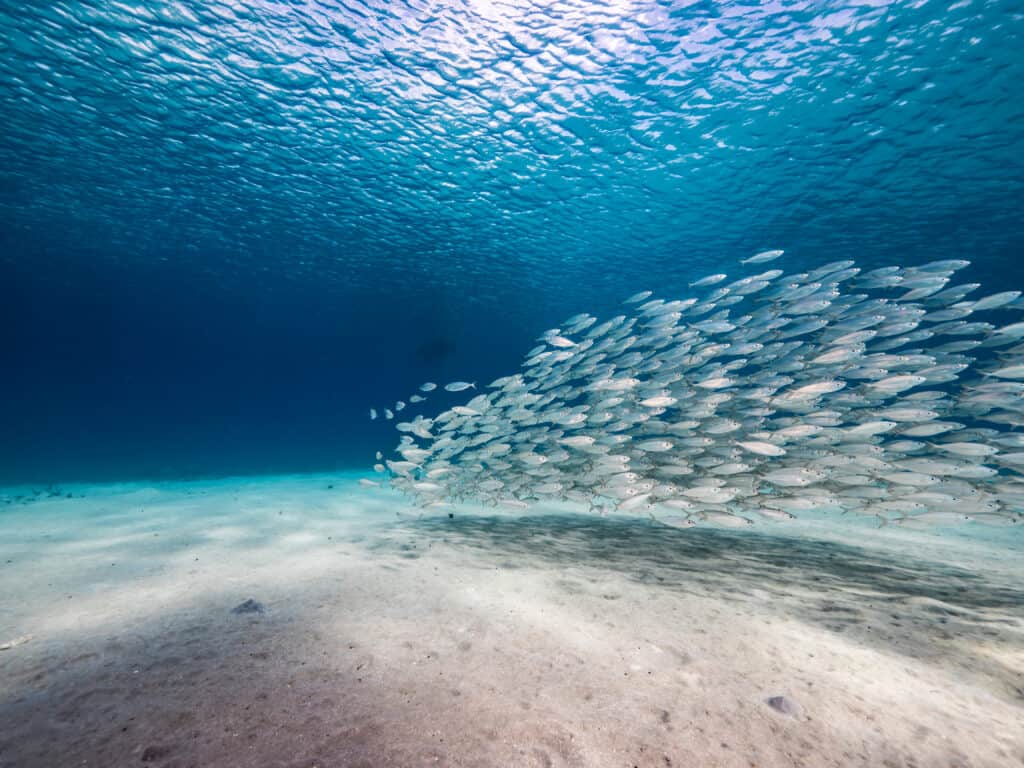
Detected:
left=1, top=0, right=1022, bottom=483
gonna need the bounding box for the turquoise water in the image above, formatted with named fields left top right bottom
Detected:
left=1, top=1, right=1023, bottom=483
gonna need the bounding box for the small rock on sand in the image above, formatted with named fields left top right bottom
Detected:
left=230, top=598, right=264, bottom=615
left=140, top=744, right=175, bottom=762
left=766, top=695, right=800, bottom=717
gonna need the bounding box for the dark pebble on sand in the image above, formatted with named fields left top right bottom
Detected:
left=231, top=598, right=265, bottom=615
left=140, top=744, right=174, bottom=762
left=766, top=695, right=800, bottom=716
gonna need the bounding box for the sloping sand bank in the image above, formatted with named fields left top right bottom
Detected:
left=1, top=475, right=1022, bottom=767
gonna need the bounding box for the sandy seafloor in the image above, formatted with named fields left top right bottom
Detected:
left=0, top=474, right=1021, bottom=768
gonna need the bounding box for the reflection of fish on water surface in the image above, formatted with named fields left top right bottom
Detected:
left=369, top=252, right=1024, bottom=529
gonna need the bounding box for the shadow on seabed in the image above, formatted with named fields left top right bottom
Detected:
left=382, top=513, right=1024, bottom=703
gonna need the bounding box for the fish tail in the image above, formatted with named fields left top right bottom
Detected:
left=877, top=514, right=890, bottom=528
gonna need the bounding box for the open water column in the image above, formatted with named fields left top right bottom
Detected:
left=1, top=1, right=1023, bottom=766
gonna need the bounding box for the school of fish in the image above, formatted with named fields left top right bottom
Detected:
left=365, top=251, right=1024, bottom=529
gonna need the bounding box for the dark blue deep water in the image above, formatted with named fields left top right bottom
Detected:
left=1, top=1, right=1022, bottom=483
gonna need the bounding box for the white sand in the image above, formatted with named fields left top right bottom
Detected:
left=0, top=474, right=1022, bottom=767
